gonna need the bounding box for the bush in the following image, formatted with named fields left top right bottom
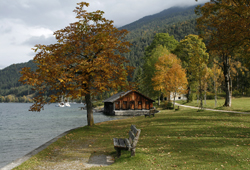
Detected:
left=232, top=90, right=241, bottom=97
left=246, top=88, right=250, bottom=97
left=164, top=101, right=173, bottom=110
left=206, top=93, right=215, bottom=100
left=92, top=100, right=103, bottom=108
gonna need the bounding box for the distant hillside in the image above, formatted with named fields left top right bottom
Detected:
left=120, top=5, right=198, bottom=31
left=120, top=5, right=200, bottom=67
left=0, top=4, right=202, bottom=98
left=0, top=60, right=36, bottom=97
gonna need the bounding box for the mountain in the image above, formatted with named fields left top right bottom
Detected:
left=0, top=4, right=201, bottom=99
left=120, top=5, right=198, bottom=31
left=120, top=4, right=200, bottom=67
left=0, top=60, right=36, bottom=97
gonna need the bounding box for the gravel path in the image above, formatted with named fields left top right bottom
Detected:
left=176, top=103, right=250, bottom=114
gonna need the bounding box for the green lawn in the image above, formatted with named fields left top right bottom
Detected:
left=14, top=107, right=250, bottom=170
left=177, top=97, right=250, bottom=112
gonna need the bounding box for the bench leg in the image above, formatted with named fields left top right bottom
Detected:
left=131, top=148, right=136, bottom=157
left=115, top=148, right=121, bottom=158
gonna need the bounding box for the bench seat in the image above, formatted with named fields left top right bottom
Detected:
left=113, top=125, right=141, bottom=158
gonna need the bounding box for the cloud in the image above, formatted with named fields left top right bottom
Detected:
left=0, top=0, right=78, bottom=30
left=23, top=35, right=57, bottom=46
left=0, top=0, right=210, bottom=69
left=0, top=18, right=56, bottom=69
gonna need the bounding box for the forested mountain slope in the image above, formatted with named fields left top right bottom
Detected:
left=120, top=5, right=200, bottom=67
left=0, top=60, right=36, bottom=97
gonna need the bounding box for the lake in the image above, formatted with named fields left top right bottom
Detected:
left=0, top=103, right=125, bottom=168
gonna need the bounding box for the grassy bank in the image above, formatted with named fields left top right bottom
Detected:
left=177, top=97, right=250, bottom=112
left=14, top=107, right=250, bottom=169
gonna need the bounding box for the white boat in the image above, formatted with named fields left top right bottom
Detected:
left=55, top=102, right=65, bottom=107
left=65, top=102, right=71, bottom=107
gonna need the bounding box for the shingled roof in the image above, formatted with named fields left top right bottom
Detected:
left=103, top=90, right=155, bottom=103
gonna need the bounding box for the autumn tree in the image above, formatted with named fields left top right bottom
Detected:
left=195, top=0, right=250, bottom=106
left=19, top=2, right=133, bottom=126
left=141, top=33, right=179, bottom=103
left=142, top=45, right=169, bottom=104
left=152, top=53, right=188, bottom=109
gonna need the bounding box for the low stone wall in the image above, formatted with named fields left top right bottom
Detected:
left=114, top=110, right=150, bottom=116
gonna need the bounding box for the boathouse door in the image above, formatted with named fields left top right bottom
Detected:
left=123, top=101, right=127, bottom=109
left=130, top=101, right=135, bottom=110
left=145, top=101, right=150, bottom=110
left=115, top=101, right=120, bottom=110
left=138, top=101, right=142, bottom=110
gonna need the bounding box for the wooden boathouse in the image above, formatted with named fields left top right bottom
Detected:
left=103, top=90, right=155, bottom=116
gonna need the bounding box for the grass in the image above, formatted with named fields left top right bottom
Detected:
left=177, top=97, right=250, bottom=112
left=14, top=106, right=250, bottom=169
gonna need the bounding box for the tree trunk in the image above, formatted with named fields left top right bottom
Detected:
left=204, top=89, right=206, bottom=106
left=173, top=92, right=176, bottom=110
left=199, top=94, right=203, bottom=110
left=158, top=93, right=160, bottom=106
left=223, top=54, right=231, bottom=107
left=199, top=78, right=203, bottom=110
left=186, top=86, right=191, bottom=103
left=230, top=76, right=232, bottom=98
left=199, top=87, right=203, bottom=110
left=214, top=76, right=217, bottom=108
left=85, top=93, right=94, bottom=126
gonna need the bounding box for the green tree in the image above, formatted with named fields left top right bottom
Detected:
left=144, top=33, right=179, bottom=58
left=174, top=34, right=209, bottom=104
left=19, top=2, right=133, bottom=126
left=142, top=45, right=169, bottom=104
left=133, top=67, right=143, bottom=92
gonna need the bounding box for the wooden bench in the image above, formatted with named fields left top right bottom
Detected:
left=113, top=125, right=141, bottom=158
left=145, top=109, right=155, bottom=117
left=175, top=106, right=180, bottom=111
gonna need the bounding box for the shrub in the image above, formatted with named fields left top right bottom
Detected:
left=164, top=101, right=173, bottom=109
left=232, top=90, right=241, bottom=97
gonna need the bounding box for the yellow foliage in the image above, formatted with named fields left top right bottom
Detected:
left=152, top=53, right=188, bottom=97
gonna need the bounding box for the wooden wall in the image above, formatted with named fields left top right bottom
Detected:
left=114, top=91, right=153, bottom=110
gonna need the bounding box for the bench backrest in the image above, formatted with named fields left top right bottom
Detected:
left=129, top=125, right=141, bottom=148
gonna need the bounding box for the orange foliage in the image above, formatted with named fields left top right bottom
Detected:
left=152, top=53, right=188, bottom=100
left=19, top=2, right=134, bottom=116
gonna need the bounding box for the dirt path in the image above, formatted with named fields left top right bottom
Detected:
left=176, top=103, right=250, bottom=114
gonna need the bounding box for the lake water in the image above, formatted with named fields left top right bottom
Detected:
left=0, top=103, right=125, bottom=168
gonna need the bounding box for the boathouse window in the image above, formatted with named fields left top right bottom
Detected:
left=138, top=101, right=142, bottom=105
left=178, top=97, right=181, bottom=99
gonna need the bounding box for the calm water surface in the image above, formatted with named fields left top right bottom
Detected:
left=0, top=103, right=124, bottom=168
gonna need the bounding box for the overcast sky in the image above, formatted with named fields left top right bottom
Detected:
left=0, top=0, right=209, bottom=69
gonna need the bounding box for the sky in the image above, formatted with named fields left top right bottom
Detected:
left=0, top=0, right=209, bottom=69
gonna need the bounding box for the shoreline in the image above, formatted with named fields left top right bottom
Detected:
left=0, top=127, right=81, bottom=170
left=1, top=107, right=157, bottom=170
left=0, top=112, right=133, bottom=170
